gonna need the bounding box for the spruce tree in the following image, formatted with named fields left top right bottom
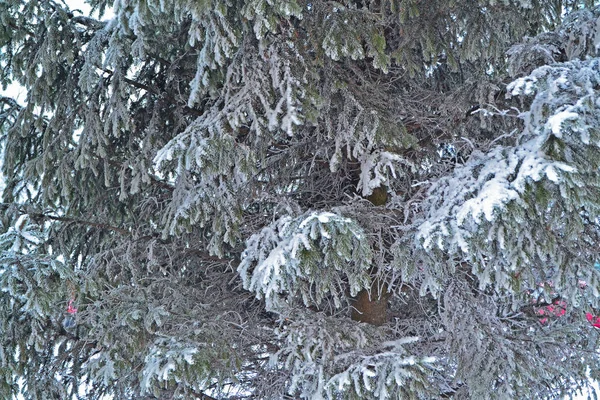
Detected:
left=2, top=0, right=600, bottom=398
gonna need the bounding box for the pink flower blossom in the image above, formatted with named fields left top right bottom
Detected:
left=585, top=312, right=600, bottom=328
left=66, top=299, right=77, bottom=315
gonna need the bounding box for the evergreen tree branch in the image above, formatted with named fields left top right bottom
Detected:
left=21, top=210, right=130, bottom=236
left=100, top=67, right=204, bottom=117
left=70, top=15, right=107, bottom=30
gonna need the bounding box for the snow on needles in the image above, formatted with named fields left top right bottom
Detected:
left=238, top=211, right=372, bottom=310
left=416, top=58, right=600, bottom=253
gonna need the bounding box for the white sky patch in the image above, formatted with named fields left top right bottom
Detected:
left=0, top=81, right=26, bottom=105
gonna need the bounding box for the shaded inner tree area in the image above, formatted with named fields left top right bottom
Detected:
left=2, top=0, right=600, bottom=398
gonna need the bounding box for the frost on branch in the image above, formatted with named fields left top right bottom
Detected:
left=317, top=4, right=390, bottom=72
left=271, top=312, right=435, bottom=399
left=187, top=9, right=240, bottom=107
left=6, top=0, right=600, bottom=398
left=414, top=57, right=600, bottom=298
left=356, top=149, right=408, bottom=197
left=325, top=89, right=413, bottom=196
left=507, top=7, right=600, bottom=77
left=0, top=214, right=76, bottom=396
left=153, top=113, right=256, bottom=256
left=238, top=211, right=372, bottom=311
left=416, top=138, right=574, bottom=254
left=141, top=338, right=200, bottom=396
left=242, top=0, right=303, bottom=40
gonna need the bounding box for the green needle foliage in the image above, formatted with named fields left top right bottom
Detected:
left=2, top=0, right=600, bottom=398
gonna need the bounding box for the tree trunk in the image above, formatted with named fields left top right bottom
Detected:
left=351, top=185, right=390, bottom=325
left=351, top=278, right=391, bottom=325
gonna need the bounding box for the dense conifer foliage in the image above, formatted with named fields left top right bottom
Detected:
left=2, top=0, right=600, bottom=398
